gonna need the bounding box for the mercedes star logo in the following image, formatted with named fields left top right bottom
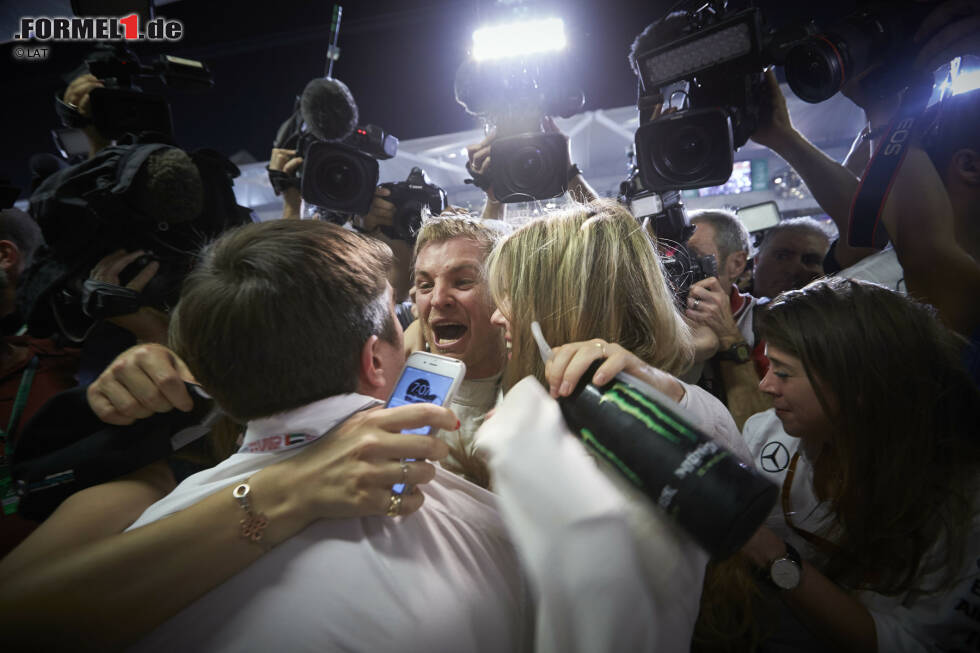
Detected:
left=760, top=441, right=790, bottom=473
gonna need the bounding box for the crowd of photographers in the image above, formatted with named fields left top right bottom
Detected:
left=1, top=0, right=980, bottom=651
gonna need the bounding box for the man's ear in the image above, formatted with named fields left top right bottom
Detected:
left=0, top=240, right=21, bottom=273
left=951, top=149, right=980, bottom=187
left=357, top=335, right=387, bottom=393
left=725, top=250, right=748, bottom=283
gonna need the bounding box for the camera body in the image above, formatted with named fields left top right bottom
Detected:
left=782, top=1, right=934, bottom=104
left=296, top=125, right=398, bottom=216
left=63, top=44, right=212, bottom=142
left=632, top=6, right=778, bottom=192
left=632, top=0, right=933, bottom=193
left=619, top=167, right=716, bottom=306
left=455, top=54, right=584, bottom=203
left=377, top=167, right=448, bottom=243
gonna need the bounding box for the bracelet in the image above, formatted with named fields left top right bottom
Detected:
left=233, top=481, right=269, bottom=549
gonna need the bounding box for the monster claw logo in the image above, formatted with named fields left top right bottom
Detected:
left=405, top=379, right=438, bottom=403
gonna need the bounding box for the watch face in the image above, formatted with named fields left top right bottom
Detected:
left=771, top=558, right=802, bottom=590
left=736, top=343, right=752, bottom=362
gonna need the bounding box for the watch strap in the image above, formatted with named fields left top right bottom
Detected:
left=716, top=341, right=751, bottom=363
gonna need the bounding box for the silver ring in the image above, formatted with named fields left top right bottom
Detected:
left=400, top=460, right=409, bottom=485
left=692, top=297, right=701, bottom=310
left=386, top=492, right=403, bottom=517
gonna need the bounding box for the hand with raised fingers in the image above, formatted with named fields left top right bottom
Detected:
left=544, top=339, right=685, bottom=403
left=259, top=402, right=456, bottom=525
left=87, top=343, right=197, bottom=426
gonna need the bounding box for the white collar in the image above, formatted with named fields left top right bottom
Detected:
left=239, top=393, right=382, bottom=454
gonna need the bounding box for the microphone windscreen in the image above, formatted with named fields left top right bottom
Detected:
left=300, top=77, right=359, bottom=142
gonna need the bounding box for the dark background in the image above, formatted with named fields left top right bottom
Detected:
left=1, top=0, right=860, bottom=199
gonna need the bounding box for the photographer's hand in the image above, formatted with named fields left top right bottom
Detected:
left=356, top=187, right=395, bottom=233
left=89, top=249, right=169, bottom=344
left=749, top=69, right=797, bottom=150
left=268, top=148, right=303, bottom=220
left=466, top=131, right=503, bottom=219
left=542, top=116, right=598, bottom=202
left=63, top=73, right=110, bottom=157
left=685, top=278, right=741, bottom=345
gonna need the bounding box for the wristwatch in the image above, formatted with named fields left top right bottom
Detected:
left=767, top=541, right=803, bottom=590
left=716, top=341, right=751, bottom=364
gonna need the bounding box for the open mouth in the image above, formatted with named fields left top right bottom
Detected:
left=432, top=323, right=467, bottom=347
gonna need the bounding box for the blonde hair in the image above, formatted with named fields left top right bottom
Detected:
left=412, top=211, right=508, bottom=264
left=488, top=199, right=694, bottom=391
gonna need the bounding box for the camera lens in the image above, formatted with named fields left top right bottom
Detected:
left=660, top=124, right=711, bottom=178
left=311, top=154, right=362, bottom=203
left=507, top=145, right=549, bottom=192
left=784, top=40, right=844, bottom=104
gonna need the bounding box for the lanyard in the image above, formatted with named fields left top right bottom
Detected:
left=1, top=355, right=39, bottom=516
left=1, top=355, right=39, bottom=462
left=781, top=450, right=839, bottom=555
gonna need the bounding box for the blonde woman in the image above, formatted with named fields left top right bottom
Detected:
left=477, top=199, right=752, bottom=652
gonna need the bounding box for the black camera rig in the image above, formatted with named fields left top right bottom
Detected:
left=56, top=43, right=213, bottom=144
left=630, top=0, right=934, bottom=193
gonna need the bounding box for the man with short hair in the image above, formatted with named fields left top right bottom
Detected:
left=684, top=210, right=772, bottom=429
left=409, top=214, right=508, bottom=483
left=752, top=217, right=831, bottom=301
left=124, top=219, right=527, bottom=652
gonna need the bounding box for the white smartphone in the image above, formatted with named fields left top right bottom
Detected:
left=385, top=351, right=466, bottom=495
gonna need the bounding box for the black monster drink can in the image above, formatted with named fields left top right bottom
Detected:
left=558, top=361, right=778, bottom=559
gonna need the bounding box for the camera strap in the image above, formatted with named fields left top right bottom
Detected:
left=847, top=79, right=934, bottom=249
left=81, top=280, right=144, bottom=319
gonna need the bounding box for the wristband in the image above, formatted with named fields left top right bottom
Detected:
left=233, top=481, right=269, bottom=549
left=267, top=167, right=300, bottom=196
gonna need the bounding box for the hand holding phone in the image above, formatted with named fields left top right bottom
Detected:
left=385, top=352, right=465, bottom=495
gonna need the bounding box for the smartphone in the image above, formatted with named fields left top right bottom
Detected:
left=385, top=351, right=466, bottom=495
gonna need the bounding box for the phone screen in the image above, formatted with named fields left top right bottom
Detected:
left=388, top=365, right=456, bottom=495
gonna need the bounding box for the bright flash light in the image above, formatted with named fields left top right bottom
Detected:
left=952, top=67, right=980, bottom=95
left=472, top=18, right=566, bottom=61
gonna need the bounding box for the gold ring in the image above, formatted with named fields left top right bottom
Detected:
left=595, top=341, right=606, bottom=356
left=386, top=492, right=403, bottom=517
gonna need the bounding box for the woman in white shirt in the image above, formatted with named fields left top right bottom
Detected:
left=740, top=277, right=980, bottom=652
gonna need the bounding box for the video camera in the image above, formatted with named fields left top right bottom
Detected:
left=377, top=167, right=448, bottom=243
left=455, top=53, right=584, bottom=203
left=56, top=43, right=213, bottom=143
left=271, top=77, right=399, bottom=217
left=21, top=143, right=253, bottom=341
left=300, top=125, right=398, bottom=216
left=630, top=0, right=932, bottom=193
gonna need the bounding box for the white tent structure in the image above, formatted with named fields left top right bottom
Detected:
left=234, top=82, right=866, bottom=224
